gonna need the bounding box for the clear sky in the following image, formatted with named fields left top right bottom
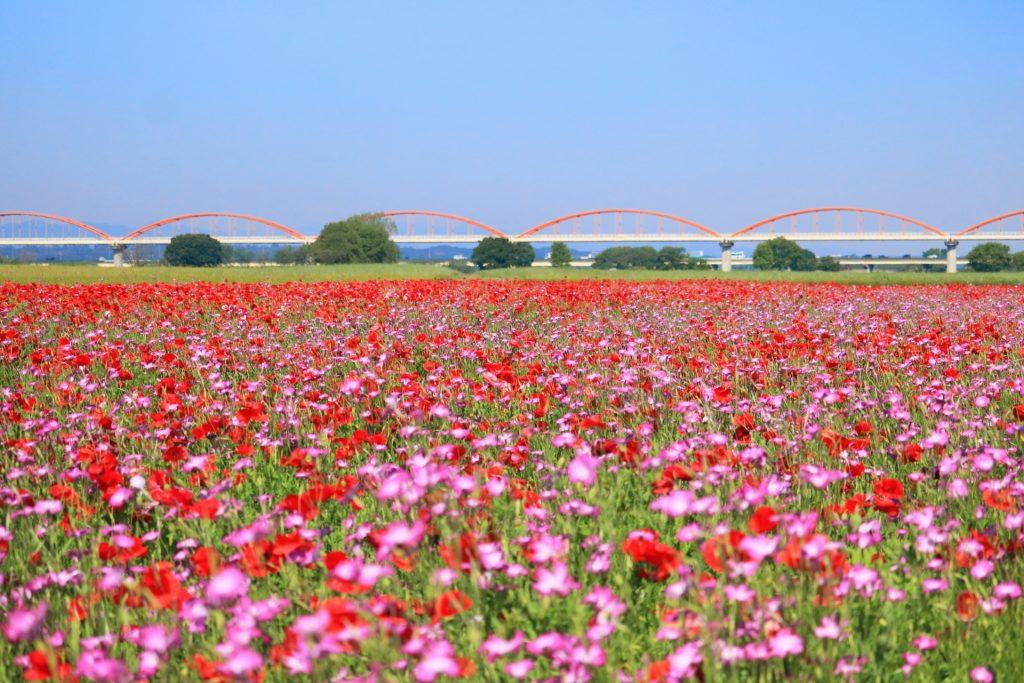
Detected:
left=1, top=1, right=1021, bottom=236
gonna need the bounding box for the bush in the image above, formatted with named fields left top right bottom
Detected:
left=752, top=237, right=817, bottom=271
left=966, top=242, right=1012, bottom=272
left=816, top=256, right=841, bottom=271
left=591, top=246, right=707, bottom=271
left=310, top=214, right=399, bottom=264
left=471, top=237, right=536, bottom=269
left=592, top=247, right=658, bottom=270
left=164, top=234, right=224, bottom=267
left=273, top=245, right=312, bottom=265
left=549, top=242, right=573, bottom=268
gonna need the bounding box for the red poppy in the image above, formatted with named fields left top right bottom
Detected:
left=749, top=506, right=779, bottom=534
left=983, top=489, right=1016, bottom=512
left=701, top=531, right=746, bottom=573
left=956, top=591, right=979, bottom=622
left=192, top=546, right=220, bottom=578
left=141, top=562, right=192, bottom=611
left=23, top=649, right=75, bottom=682
left=428, top=590, right=473, bottom=623
left=622, top=529, right=681, bottom=581
left=873, top=478, right=904, bottom=517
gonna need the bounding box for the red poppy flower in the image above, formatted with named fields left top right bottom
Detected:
left=749, top=506, right=779, bottom=534
left=956, top=591, right=979, bottom=622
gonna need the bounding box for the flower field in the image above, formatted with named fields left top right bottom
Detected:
left=1, top=279, right=1022, bottom=682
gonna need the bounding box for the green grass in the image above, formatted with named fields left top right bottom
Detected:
left=474, top=267, right=1024, bottom=285
left=0, top=263, right=461, bottom=284
left=3, top=263, right=1024, bottom=285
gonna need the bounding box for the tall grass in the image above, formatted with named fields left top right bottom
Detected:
left=3, top=263, right=1024, bottom=285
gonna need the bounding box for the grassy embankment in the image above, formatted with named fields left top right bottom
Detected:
left=3, top=263, right=1024, bottom=285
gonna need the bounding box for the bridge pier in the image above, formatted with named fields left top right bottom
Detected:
left=945, top=240, right=959, bottom=273
left=112, top=244, right=125, bottom=267
left=719, top=240, right=734, bottom=272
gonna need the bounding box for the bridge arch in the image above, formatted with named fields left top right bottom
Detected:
left=382, top=211, right=508, bottom=240
left=120, top=213, right=306, bottom=243
left=516, top=209, right=721, bottom=241
left=0, top=212, right=114, bottom=242
left=957, top=210, right=1024, bottom=238
left=731, top=207, right=947, bottom=240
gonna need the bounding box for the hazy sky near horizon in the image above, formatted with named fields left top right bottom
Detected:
left=1, top=1, right=1022, bottom=234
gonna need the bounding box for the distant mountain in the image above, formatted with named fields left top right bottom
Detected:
left=400, top=245, right=476, bottom=261
left=400, top=244, right=594, bottom=261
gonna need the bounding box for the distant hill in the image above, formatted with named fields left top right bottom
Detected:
left=400, top=244, right=593, bottom=261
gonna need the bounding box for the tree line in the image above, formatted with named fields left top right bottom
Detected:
left=158, top=215, right=1024, bottom=273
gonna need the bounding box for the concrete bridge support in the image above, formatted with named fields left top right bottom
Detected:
left=112, top=244, right=125, bottom=267
left=945, top=240, right=959, bottom=273
left=719, top=240, right=734, bottom=272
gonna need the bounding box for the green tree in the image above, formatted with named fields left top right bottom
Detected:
left=1012, top=251, right=1024, bottom=272
left=592, top=246, right=658, bottom=270
left=656, top=246, right=686, bottom=270
left=471, top=237, right=536, bottom=269
left=752, top=237, right=817, bottom=271
left=309, top=214, right=400, bottom=264
left=549, top=241, right=572, bottom=268
left=966, top=242, right=1012, bottom=272
left=816, top=256, right=841, bottom=271
left=164, top=234, right=224, bottom=267
left=273, top=245, right=312, bottom=265
left=921, top=246, right=948, bottom=272
left=221, top=245, right=256, bottom=264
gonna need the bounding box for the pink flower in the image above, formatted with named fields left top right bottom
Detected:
left=912, top=635, right=938, bottom=651
left=413, top=641, right=459, bottom=682
left=738, top=535, right=778, bottom=563
left=480, top=631, right=524, bottom=662
left=650, top=490, right=694, bottom=517
left=568, top=452, right=598, bottom=487
left=503, top=659, right=534, bottom=679
left=669, top=642, right=703, bottom=677
left=129, top=624, right=179, bottom=654
left=108, top=488, right=133, bottom=508
left=995, top=582, right=1022, bottom=600
left=769, top=629, right=804, bottom=657
left=971, top=667, right=994, bottom=683
left=814, top=615, right=847, bottom=640
left=218, top=647, right=263, bottom=676
left=207, top=567, right=248, bottom=606
left=2, top=602, right=47, bottom=642
left=75, top=649, right=131, bottom=683
left=971, top=560, right=994, bottom=580
left=376, top=519, right=425, bottom=559
left=534, top=562, right=579, bottom=597
left=724, top=584, right=755, bottom=603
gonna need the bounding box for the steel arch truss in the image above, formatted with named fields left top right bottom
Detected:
left=382, top=211, right=508, bottom=243
left=516, top=209, right=721, bottom=242
left=729, top=207, right=945, bottom=242
left=0, top=212, right=113, bottom=245
left=120, top=213, right=307, bottom=245
left=957, top=210, right=1024, bottom=241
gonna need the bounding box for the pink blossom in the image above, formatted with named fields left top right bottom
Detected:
left=534, top=562, right=579, bottom=597
left=207, top=567, right=249, bottom=606
left=2, top=602, right=47, bottom=642
left=650, top=490, right=694, bottom=517
left=480, top=631, right=524, bottom=662
left=503, top=659, right=534, bottom=679
left=568, top=451, right=598, bottom=487
left=769, top=629, right=804, bottom=657
left=971, top=667, right=994, bottom=683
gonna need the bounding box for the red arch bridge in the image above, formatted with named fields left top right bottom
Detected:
left=2, top=208, right=1023, bottom=272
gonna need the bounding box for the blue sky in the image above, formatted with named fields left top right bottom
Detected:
left=1, top=1, right=1021, bottom=239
